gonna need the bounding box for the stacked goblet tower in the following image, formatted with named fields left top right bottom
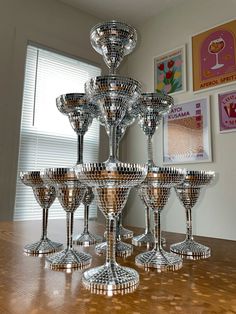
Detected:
left=20, top=20, right=215, bottom=296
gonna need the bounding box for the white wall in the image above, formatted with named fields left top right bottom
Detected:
left=0, top=0, right=108, bottom=220
left=122, top=0, right=236, bottom=240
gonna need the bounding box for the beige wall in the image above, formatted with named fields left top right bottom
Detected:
left=121, top=0, right=236, bottom=240
left=0, top=0, right=107, bottom=220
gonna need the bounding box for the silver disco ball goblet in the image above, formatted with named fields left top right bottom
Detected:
left=170, top=170, right=215, bottom=260
left=56, top=93, right=102, bottom=247
left=135, top=167, right=185, bottom=272
left=76, top=162, right=147, bottom=295
left=56, top=93, right=94, bottom=165
left=45, top=168, right=92, bottom=270
left=90, top=20, right=137, bottom=74
left=133, top=92, right=173, bottom=247
left=73, top=187, right=102, bottom=246
left=20, top=171, right=63, bottom=255
left=138, top=92, right=173, bottom=167
left=85, top=75, right=141, bottom=163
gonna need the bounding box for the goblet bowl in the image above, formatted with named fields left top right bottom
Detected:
left=90, top=20, right=137, bottom=72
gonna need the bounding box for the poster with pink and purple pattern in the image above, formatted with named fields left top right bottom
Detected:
left=163, top=98, right=212, bottom=164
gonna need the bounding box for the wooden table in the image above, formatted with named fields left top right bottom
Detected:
left=0, top=220, right=235, bottom=314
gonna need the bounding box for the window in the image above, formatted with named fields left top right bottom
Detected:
left=14, top=44, right=101, bottom=221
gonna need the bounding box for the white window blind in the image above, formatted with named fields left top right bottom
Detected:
left=14, top=44, right=101, bottom=221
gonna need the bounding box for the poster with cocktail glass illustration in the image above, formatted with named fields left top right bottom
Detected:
left=192, top=19, right=236, bottom=92
left=163, top=98, right=212, bottom=164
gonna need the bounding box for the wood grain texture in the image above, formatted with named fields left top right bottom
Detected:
left=0, top=220, right=235, bottom=314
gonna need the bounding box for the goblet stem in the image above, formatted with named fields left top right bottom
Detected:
left=105, top=213, right=117, bottom=265
left=117, top=213, right=121, bottom=232
left=145, top=206, right=151, bottom=234
left=66, top=212, right=74, bottom=250
left=77, top=134, right=84, bottom=164
left=83, top=205, right=89, bottom=233
left=116, top=139, right=120, bottom=160
left=108, top=125, right=118, bottom=162
left=41, top=207, right=49, bottom=240
left=96, top=213, right=133, bottom=257
left=153, top=210, right=161, bottom=251
left=147, top=135, right=154, bottom=167
left=116, top=215, right=124, bottom=241
left=186, top=208, right=194, bottom=241
left=109, top=66, right=116, bottom=75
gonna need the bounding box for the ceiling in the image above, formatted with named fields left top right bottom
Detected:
left=59, top=0, right=186, bottom=26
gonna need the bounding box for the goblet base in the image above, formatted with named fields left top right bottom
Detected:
left=46, top=248, right=92, bottom=270
left=82, top=263, right=139, bottom=295
left=73, top=231, right=103, bottom=247
left=132, top=232, right=155, bottom=247
left=170, top=239, right=211, bottom=260
left=95, top=241, right=133, bottom=257
left=24, top=238, right=63, bottom=255
left=135, top=248, right=183, bottom=272
left=119, top=225, right=133, bottom=239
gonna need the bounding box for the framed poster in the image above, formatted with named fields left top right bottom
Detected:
left=218, top=90, right=236, bottom=133
left=192, top=19, right=236, bottom=92
left=154, top=46, right=186, bottom=95
left=163, top=97, right=212, bottom=164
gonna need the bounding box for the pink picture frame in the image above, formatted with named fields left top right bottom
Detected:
left=218, top=90, right=236, bottom=133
